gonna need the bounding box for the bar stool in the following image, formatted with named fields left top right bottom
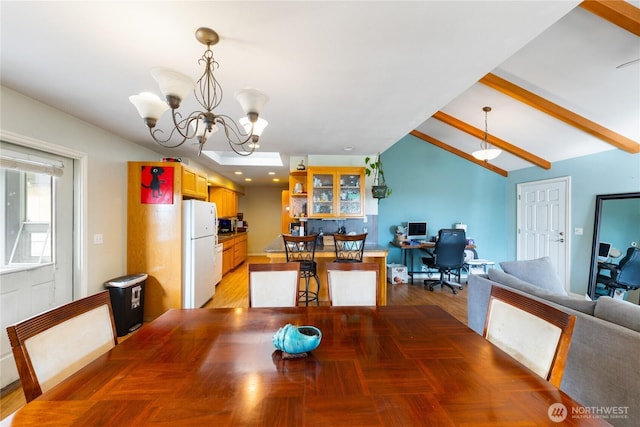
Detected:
left=333, top=233, right=367, bottom=263
left=282, top=234, right=321, bottom=306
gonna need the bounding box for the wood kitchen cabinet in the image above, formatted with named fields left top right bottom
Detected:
left=233, top=233, right=248, bottom=267
left=182, top=166, right=208, bottom=200
left=221, top=233, right=248, bottom=275
left=222, top=239, right=234, bottom=275
left=209, top=187, right=238, bottom=218
left=307, top=167, right=364, bottom=218
left=127, top=161, right=184, bottom=321
left=288, top=171, right=307, bottom=218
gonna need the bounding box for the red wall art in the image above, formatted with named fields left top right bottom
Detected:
left=140, top=165, right=174, bottom=204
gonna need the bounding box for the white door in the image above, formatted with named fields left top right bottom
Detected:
left=0, top=141, right=75, bottom=387
left=517, top=177, right=570, bottom=288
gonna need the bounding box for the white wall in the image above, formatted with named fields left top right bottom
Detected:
left=239, top=185, right=287, bottom=254
left=1, top=86, right=163, bottom=296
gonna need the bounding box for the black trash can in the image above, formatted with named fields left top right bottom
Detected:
left=104, top=273, right=147, bottom=337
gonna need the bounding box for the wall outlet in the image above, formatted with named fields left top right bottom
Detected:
left=93, top=233, right=104, bottom=245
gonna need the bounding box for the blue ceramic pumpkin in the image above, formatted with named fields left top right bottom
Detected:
left=272, top=324, right=322, bottom=354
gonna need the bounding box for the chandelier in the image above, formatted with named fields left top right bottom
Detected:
left=129, top=27, right=269, bottom=156
left=472, top=106, right=502, bottom=162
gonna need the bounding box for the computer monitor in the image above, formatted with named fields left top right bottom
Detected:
left=598, top=242, right=612, bottom=259
left=406, top=221, right=428, bottom=241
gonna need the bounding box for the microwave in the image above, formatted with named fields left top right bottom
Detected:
left=219, top=219, right=233, bottom=233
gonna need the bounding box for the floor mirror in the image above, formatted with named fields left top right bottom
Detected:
left=587, top=192, right=640, bottom=300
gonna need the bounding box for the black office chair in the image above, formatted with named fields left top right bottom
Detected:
left=333, top=233, right=367, bottom=263
left=596, top=247, right=640, bottom=298
left=282, top=234, right=321, bottom=306
left=421, top=229, right=466, bottom=294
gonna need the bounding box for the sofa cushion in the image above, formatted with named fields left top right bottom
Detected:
left=488, top=268, right=547, bottom=296
left=487, top=269, right=596, bottom=315
left=594, top=296, right=640, bottom=333
left=544, top=293, right=596, bottom=316
left=499, top=257, right=567, bottom=295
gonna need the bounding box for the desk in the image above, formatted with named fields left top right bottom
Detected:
left=3, top=306, right=610, bottom=426
left=390, top=241, right=476, bottom=284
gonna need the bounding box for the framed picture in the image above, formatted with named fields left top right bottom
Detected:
left=141, top=165, right=174, bottom=204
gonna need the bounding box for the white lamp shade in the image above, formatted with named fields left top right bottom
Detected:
left=235, top=88, right=269, bottom=115
left=472, top=148, right=502, bottom=161
left=129, top=92, right=169, bottom=119
left=150, top=67, right=195, bottom=101
left=239, top=117, right=268, bottom=136
left=190, top=119, right=219, bottom=138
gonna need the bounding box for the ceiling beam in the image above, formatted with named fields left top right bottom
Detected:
left=579, top=0, right=640, bottom=36
left=409, top=129, right=508, bottom=177
left=480, top=73, right=640, bottom=154
left=432, top=111, right=552, bottom=169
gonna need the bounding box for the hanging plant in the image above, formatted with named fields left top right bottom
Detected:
left=365, top=153, right=392, bottom=199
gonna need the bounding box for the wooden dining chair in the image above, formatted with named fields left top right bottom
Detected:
left=333, top=233, right=367, bottom=263
left=326, top=262, right=379, bottom=306
left=483, top=285, right=576, bottom=387
left=248, top=262, right=301, bottom=307
left=5, top=290, right=118, bottom=402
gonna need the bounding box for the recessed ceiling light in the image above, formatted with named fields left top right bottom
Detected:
left=244, top=178, right=252, bottom=182
left=273, top=178, right=280, bottom=182
left=234, top=171, right=243, bottom=175
left=268, top=171, right=275, bottom=175
left=343, top=146, right=354, bottom=151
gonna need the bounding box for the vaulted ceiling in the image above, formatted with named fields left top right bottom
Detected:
left=1, top=1, right=638, bottom=184
left=413, top=0, right=640, bottom=177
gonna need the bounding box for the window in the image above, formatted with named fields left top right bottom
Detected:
left=1, top=147, right=62, bottom=270
left=5, top=170, right=53, bottom=264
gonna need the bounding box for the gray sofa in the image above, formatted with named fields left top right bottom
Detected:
left=468, top=268, right=640, bottom=427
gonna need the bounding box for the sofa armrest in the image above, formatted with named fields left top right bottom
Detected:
left=467, top=274, right=492, bottom=335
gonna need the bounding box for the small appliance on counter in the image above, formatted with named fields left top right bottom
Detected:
left=289, top=221, right=304, bottom=236
left=236, top=219, right=248, bottom=232
left=219, top=218, right=234, bottom=233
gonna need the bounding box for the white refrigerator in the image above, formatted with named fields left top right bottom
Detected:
left=183, top=200, right=218, bottom=308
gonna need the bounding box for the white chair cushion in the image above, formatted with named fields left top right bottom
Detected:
left=485, top=298, right=562, bottom=379
left=24, top=304, right=116, bottom=392
left=328, top=270, right=377, bottom=306
left=250, top=270, right=299, bottom=307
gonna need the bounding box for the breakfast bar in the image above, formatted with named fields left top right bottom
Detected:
left=264, top=236, right=389, bottom=305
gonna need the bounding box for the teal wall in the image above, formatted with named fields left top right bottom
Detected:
left=506, top=150, right=640, bottom=294
left=377, top=134, right=639, bottom=295
left=378, top=135, right=640, bottom=294
left=378, top=134, right=509, bottom=273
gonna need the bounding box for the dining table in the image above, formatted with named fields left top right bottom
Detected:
left=2, top=305, right=611, bottom=426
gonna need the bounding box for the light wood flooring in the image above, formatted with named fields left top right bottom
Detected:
left=0, top=255, right=468, bottom=420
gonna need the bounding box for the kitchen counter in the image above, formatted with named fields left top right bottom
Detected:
left=264, top=236, right=389, bottom=305
left=218, top=231, right=246, bottom=243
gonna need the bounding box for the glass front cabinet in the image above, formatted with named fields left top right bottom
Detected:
left=307, top=167, right=365, bottom=218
